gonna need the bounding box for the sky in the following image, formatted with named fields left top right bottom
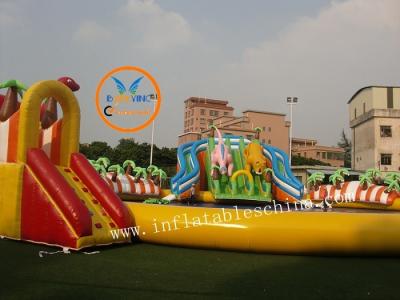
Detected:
left=1, top=0, right=399, bottom=148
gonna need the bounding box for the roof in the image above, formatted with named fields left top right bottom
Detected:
left=242, top=109, right=286, bottom=116
left=347, top=86, right=400, bottom=104
left=185, top=97, right=229, bottom=105
left=292, top=145, right=345, bottom=152
left=292, top=137, right=318, bottom=143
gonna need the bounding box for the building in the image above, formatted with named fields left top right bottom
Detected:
left=291, top=137, right=345, bottom=167
left=178, top=98, right=290, bottom=153
left=348, top=86, right=400, bottom=172
left=183, top=97, right=234, bottom=134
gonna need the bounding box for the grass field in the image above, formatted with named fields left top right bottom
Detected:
left=0, top=239, right=399, bottom=299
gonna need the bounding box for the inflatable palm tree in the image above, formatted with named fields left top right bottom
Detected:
left=366, top=168, right=382, bottom=184
left=0, top=79, right=27, bottom=122
left=384, top=177, right=400, bottom=194
left=329, top=170, right=345, bottom=189
left=359, top=172, right=373, bottom=190
left=152, top=168, right=167, bottom=186
left=108, top=164, right=124, bottom=182
left=263, top=167, right=273, bottom=183
left=133, top=167, right=147, bottom=182
left=254, top=127, right=262, bottom=140
left=384, top=172, right=400, bottom=182
left=307, top=172, right=325, bottom=191
left=147, top=165, right=158, bottom=180
left=96, top=157, right=110, bottom=170
left=123, top=160, right=136, bottom=175
left=336, top=168, right=350, bottom=177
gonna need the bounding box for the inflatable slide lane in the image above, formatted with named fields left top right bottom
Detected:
left=0, top=81, right=132, bottom=249
left=171, top=136, right=303, bottom=202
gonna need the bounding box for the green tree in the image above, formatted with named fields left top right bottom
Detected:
left=337, top=129, right=352, bottom=168
left=123, top=160, right=136, bottom=175
left=96, top=157, right=110, bottom=169
left=366, top=168, right=382, bottom=184
left=108, top=164, right=124, bottom=182
left=152, top=168, right=167, bottom=186
left=0, top=79, right=27, bottom=122
left=359, top=172, right=373, bottom=190
left=291, top=156, right=330, bottom=166
left=133, top=167, right=147, bottom=181
left=307, top=172, right=325, bottom=191
left=329, top=171, right=345, bottom=189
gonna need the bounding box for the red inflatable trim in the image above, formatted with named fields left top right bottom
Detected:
left=70, top=153, right=133, bottom=228
left=26, top=149, right=92, bottom=237
left=21, top=168, right=78, bottom=248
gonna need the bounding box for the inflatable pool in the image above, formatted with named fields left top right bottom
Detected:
left=126, top=202, right=400, bottom=255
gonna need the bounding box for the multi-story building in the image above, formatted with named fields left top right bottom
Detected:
left=183, top=97, right=234, bottom=134
left=291, top=137, right=345, bottom=167
left=178, top=98, right=290, bottom=153
left=348, top=86, right=400, bottom=172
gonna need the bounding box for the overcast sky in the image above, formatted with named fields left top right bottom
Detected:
left=1, top=0, right=399, bottom=148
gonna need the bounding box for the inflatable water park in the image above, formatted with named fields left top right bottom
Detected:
left=1, top=79, right=400, bottom=255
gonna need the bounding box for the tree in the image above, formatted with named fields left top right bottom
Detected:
left=133, top=167, right=147, bottom=182
left=0, top=79, right=27, bottom=122
left=96, top=157, right=110, bottom=169
left=262, top=167, right=273, bottom=183
left=307, top=172, right=325, bottom=191
left=359, top=172, right=373, bottom=190
left=291, top=156, right=330, bottom=166
left=152, top=168, right=167, bottom=186
left=147, top=165, right=158, bottom=180
left=329, top=169, right=347, bottom=189
left=384, top=177, right=400, bottom=194
left=366, top=168, right=382, bottom=185
left=108, top=164, right=124, bottom=182
left=123, top=160, right=136, bottom=175
left=254, top=127, right=262, bottom=140
left=337, top=129, right=352, bottom=168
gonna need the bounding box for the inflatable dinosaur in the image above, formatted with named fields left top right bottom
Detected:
left=210, top=126, right=234, bottom=177
left=244, top=142, right=267, bottom=175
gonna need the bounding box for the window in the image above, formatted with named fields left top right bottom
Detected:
left=268, top=127, right=271, bottom=132
left=262, top=139, right=265, bottom=143
left=381, top=153, right=392, bottom=165
left=316, top=152, right=320, bottom=158
left=322, top=152, right=327, bottom=159
left=200, top=109, right=205, bottom=115
left=262, top=126, right=266, bottom=132
left=380, top=126, right=392, bottom=137
left=209, top=110, right=218, bottom=117
left=387, top=87, right=394, bottom=108
left=304, top=152, right=307, bottom=157
left=363, top=103, right=366, bottom=114
left=190, top=119, right=193, bottom=125
left=225, top=132, right=232, bottom=136
left=268, top=139, right=271, bottom=144
left=246, top=135, right=253, bottom=140
left=224, top=112, right=229, bottom=116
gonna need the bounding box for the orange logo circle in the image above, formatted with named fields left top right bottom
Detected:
left=95, top=66, right=161, bottom=132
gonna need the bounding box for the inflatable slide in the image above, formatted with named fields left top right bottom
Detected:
left=171, top=135, right=303, bottom=202
left=0, top=81, right=132, bottom=249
